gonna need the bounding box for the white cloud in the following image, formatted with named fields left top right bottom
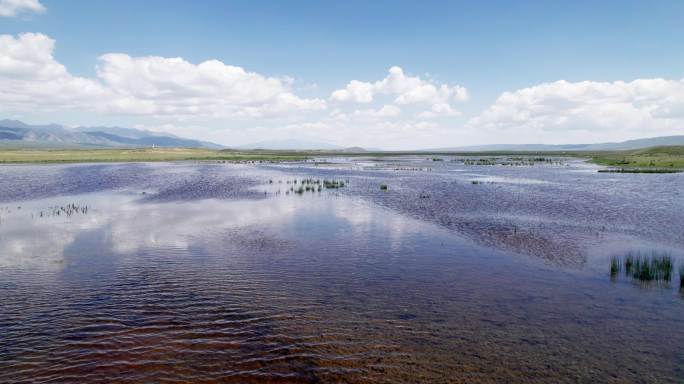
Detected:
left=330, top=66, right=468, bottom=117
left=96, top=54, right=325, bottom=117
left=259, top=118, right=446, bottom=149
left=330, top=80, right=375, bottom=103
left=13, top=32, right=684, bottom=149
left=417, top=102, right=461, bottom=118
left=468, top=78, right=684, bottom=142
left=352, top=104, right=402, bottom=119
left=0, top=32, right=325, bottom=118
left=0, top=0, right=44, bottom=17
left=0, top=33, right=109, bottom=111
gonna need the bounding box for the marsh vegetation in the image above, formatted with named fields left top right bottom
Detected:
left=597, top=168, right=681, bottom=174
left=610, top=250, right=679, bottom=285
left=461, top=156, right=566, bottom=166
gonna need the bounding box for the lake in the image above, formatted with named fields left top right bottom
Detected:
left=1, top=157, right=683, bottom=383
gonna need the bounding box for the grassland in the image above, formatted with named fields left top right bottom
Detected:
left=1, top=145, right=684, bottom=168
left=0, top=148, right=307, bottom=163
left=588, top=146, right=684, bottom=169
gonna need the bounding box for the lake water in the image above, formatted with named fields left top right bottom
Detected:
left=1, top=157, right=683, bottom=383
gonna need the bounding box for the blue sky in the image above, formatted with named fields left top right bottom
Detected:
left=1, top=0, right=684, bottom=148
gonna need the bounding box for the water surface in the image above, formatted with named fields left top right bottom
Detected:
left=1, top=159, right=683, bottom=383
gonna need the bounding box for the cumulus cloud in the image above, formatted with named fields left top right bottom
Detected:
left=330, top=80, right=375, bottom=103
left=351, top=104, right=402, bottom=119
left=96, top=54, right=325, bottom=117
left=0, top=33, right=109, bottom=111
left=417, top=102, right=461, bottom=118
left=0, top=32, right=325, bottom=118
left=0, top=0, right=44, bottom=17
left=330, top=66, right=467, bottom=118
left=265, top=118, right=445, bottom=149
left=468, top=79, right=684, bottom=141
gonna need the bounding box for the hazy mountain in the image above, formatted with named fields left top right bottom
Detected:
left=581, top=136, right=684, bottom=150
left=428, top=135, right=684, bottom=152
left=0, top=120, right=222, bottom=149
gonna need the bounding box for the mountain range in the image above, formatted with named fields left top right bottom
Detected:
left=2, top=119, right=684, bottom=152
left=0, top=120, right=222, bottom=149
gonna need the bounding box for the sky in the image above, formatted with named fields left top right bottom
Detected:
left=1, top=0, right=684, bottom=149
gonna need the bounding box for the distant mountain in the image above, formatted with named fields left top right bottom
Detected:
left=235, top=139, right=344, bottom=150
left=581, top=136, right=684, bottom=150
left=0, top=120, right=222, bottom=149
left=428, top=135, right=684, bottom=152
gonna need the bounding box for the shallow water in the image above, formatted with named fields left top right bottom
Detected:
left=1, top=159, right=683, bottom=383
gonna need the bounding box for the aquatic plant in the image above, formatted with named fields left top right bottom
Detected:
left=620, top=250, right=673, bottom=282
left=610, top=256, right=621, bottom=278
left=323, top=180, right=346, bottom=189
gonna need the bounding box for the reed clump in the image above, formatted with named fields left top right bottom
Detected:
left=612, top=250, right=674, bottom=283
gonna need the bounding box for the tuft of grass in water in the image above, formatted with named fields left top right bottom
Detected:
left=323, top=179, right=346, bottom=189
left=610, top=256, right=621, bottom=278
left=380, top=184, right=388, bottom=190
left=619, top=250, right=673, bottom=282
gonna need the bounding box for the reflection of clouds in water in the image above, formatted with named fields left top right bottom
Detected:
left=109, top=197, right=297, bottom=254
left=2, top=193, right=423, bottom=271
left=0, top=194, right=299, bottom=270
left=465, top=174, right=551, bottom=185
left=0, top=203, right=106, bottom=270
left=330, top=200, right=414, bottom=251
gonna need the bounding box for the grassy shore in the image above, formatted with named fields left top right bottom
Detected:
left=0, top=148, right=307, bottom=163
left=1, top=145, right=683, bottom=168
left=588, top=146, right=684, bottom=169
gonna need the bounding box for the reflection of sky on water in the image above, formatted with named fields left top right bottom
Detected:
left=0, top=191, right=429, bottom=272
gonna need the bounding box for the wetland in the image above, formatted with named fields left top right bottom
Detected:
left=1, top=156, right=683, bottom=383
